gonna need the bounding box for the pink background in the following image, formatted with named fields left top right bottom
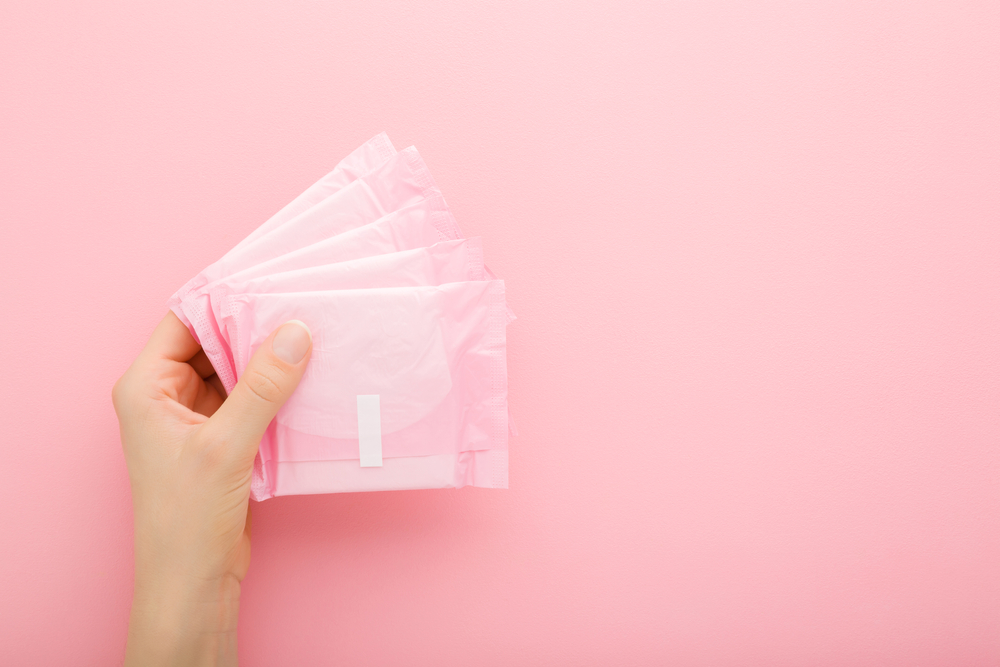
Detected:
left=1, top=2, right=998, bottom=665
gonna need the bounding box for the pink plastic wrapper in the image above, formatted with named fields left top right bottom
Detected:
left=257, top=449, right=507, bottom=497
left=216, top=238, right=484, bottom=313
left=219, top=280, right=509, bottom=500
left=171, top=133, right=395, bottom=304
left=169, top=145, right=438, bottom=323
left=167, top=134, right=514, bottom=498
left=183, top=195, right=462, bottom=391
left=207, top=237, right=484, bottom=393
left=232, top=132, right=396, bottom=251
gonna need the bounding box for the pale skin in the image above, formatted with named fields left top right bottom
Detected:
left=112, top=312, right=313, bottom=666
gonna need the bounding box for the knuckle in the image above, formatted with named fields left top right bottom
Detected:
left=193, top=428, right=254, bottom=473
left=111, top=379, right=121, bottom=409
left=199, top=437, right=232, bottom=469
left=197, top=428, right=250, bottom=472
left=242, top=363, right=288, bottom=405
left=111, top=373, right=131, bottom=413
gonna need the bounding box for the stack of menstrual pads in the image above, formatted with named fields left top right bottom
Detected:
left=169, top=133, right=512, bottom=500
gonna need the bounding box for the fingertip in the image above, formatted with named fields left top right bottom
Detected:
left=143, top=310, right=202, bottom=363
left=285, top=320, right=312, bottom=342
left=272, top=320, right=312, bottom=365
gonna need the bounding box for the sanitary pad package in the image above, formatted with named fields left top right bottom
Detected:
left=171, top=134, right=512, bottom=500
left=184, top=195, right=463, bottom=391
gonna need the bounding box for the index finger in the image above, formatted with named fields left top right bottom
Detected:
left=141, top=311, right=202, bottom=363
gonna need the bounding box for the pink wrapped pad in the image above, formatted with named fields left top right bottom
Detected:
left=219, top=280, right=508, bottom=501
left=215, top=238, right=484, bottom=339
left=232, top=132, right=396, bottom=251
left=183, top=196, right=462, bottom=391
left=170, top=145, right=437, bottom=323
left=169, top=133, right=395, bottom=309
left=262, top=450, right=507, bottom=497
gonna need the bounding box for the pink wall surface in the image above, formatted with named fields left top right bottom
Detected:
left=1, top=2, right=998, bottom=665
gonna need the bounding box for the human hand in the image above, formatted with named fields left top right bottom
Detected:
left=112, top=312, right=312, bottom=666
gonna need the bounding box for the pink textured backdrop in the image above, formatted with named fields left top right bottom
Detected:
left=1, top=2, right=998, bottom=665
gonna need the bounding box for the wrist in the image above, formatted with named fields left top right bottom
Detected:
left=125, top=573, right=241, bottom=666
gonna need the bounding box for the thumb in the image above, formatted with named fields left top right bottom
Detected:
left=204, top=320, right=312, bottom=462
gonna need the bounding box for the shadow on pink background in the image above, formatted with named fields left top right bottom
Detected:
left=1, top=2, right=998, bottom=665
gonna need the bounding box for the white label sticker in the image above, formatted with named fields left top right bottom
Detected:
left=356, top=395, right=383, bottom=467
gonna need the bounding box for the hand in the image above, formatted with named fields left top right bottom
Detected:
left=112, top=312, right=312, bottom=666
